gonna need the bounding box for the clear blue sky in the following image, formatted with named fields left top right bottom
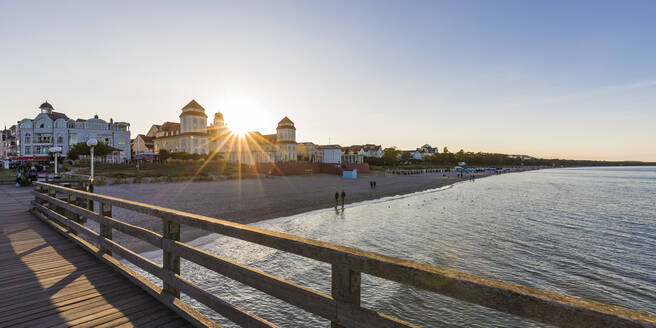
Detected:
left=1, top=0, right=655, bottom=161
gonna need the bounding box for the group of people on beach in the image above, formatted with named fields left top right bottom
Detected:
left=455, top=172, right=477, bottom=181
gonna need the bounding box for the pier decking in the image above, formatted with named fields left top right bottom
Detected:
left=0, top=185, right=192, bottom=328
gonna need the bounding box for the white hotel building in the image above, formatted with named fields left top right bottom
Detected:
left=16, top=102, right=131, bottom=162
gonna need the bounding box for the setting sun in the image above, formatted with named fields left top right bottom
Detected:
left=219, top=94, right=275, bottom=137
left=228, top=122, right=248, bottom=136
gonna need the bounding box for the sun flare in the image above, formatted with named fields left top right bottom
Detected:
left=220, top=94, right=274, bottom=137
left=228, top=122, right=248, bottom=136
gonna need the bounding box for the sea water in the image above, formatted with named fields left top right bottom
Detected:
left=144, top=167, right=656, bottom=327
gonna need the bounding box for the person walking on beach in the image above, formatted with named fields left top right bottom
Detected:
left=369, top=180, right=373, bottom=189
left=340, top=190, right=346, bottom=209
left=334, top=191, right=339, bottom=209
left=373, top=180, right=377, bottom=189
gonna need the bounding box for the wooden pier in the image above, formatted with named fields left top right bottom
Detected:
left=1, top=181, right=655, bottom=327
left=0, top=185, right=192, bottom=327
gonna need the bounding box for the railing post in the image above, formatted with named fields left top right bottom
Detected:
left=331, top=265, right=361, bottom=328
left=86, top=180, right=94, bottom=212
left=65, top=192, right=79, bottom=235
left=163, top=219, right=181, bottom=298
left=99, top=201, right=112, bottom=255
left=34, top=184, right=48, bottom=208
left=47, top=188, right=58, bottom=211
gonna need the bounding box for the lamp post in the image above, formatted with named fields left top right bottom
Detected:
left=48, top=146, right=62, bottom=177
left=87, top=138, right=98, bottom=182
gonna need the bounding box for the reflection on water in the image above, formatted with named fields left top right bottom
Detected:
left=139, top=167, right=656, bottom=327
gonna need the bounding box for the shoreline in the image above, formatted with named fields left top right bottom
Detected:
left=93, top=168, right=538, bottom=254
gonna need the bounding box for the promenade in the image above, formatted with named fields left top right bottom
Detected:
left=0, top=185, right=191, bottom=327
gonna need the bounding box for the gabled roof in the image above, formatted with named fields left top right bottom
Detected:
left=363, top=144, right=382, bottom=151
left=244, top=131, right=275, bottom=146
left=160, top=121, right=180, bottom=131
left=346, top=144, right=381, bottom=152
left=318, top=144, right=341, bottom=149
left=416, top=146, right=438, bottom=154
left=278, top=116, right=294, bottom=125
left=47, top=112, right=69, bottom=121
left=137, top=134, right=155, bottom=143
left=262, top=134, right=277, bottom=143
left=182, top=99, right=205, bottom=111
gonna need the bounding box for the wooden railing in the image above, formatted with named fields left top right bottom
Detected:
left=30, top=182, right=656, bottom=328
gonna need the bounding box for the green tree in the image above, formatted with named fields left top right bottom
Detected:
left=400, top=151, right=413, bottom=162
left=94, top=142, right=116, bottom=162
left=67, top=142, right=89, bottom=161
left=443, top=146, right=450, bottom=153
left=159, top=149, right=171, bottom=161
left=455, top=149, right=466, bottom=163
left=382, top=147, right=401, bottom=166
left=67, top=141, right=115, bottom=162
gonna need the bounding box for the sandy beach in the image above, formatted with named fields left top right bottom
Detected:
left=93, top=170, right=506, bottom=253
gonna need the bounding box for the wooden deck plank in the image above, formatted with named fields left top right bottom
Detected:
left=0, top=185, right=193, bottom=328
left=69, top=297, right=162, bottom=327
left=91, top=303, right=174, bottom=328
left=4, top=289, right=143, bottom=327
left=1, top=283, right=137, bottom=321
left=0, top=273, right=127, bottom=307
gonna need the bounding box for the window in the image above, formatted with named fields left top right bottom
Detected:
left=193, top=120, right=198, bottom=129
left=67, top=121, right=76, bottom=128
left=57, top=135, right=63, bottom=144
left=24, top=146, right=31, bottom=154
left=69, top=133, right=78, bottom=145
left=35, top=118, right=52, bottom=129
left=85, top=122, right=108, bottom=130
left=24, top=133, right=31, bottom=144
left=36, top=133, right=52, bottom=143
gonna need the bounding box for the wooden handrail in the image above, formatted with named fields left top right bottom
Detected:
left=31, top=182, right=656, bottom=328
left=30, top=199, right=275, bottom=328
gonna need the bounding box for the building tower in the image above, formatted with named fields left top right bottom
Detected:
left=213, top=112, right=224, bottom=127
left=276, top=116, right=297, bottom=161
left=210, top=112, right=230, bottom=153
left=39, top=101, right=53, bottom=114
left=179, top=99, right=207, bottom=134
